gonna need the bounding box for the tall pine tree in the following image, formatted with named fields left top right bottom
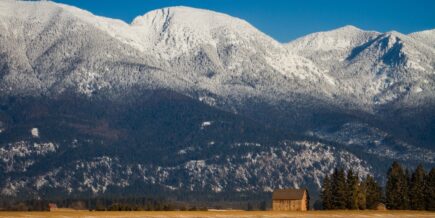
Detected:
left=306, top=189, right=310, bottom=211
left=357, top=179, right=367, bottom=210
left=346, top=169, right=359, bottom=209
left=426, top=168, right=435, bottom=211
left=386, top=161, right=409, bottom=210
left=365, top=175, right=382, bottom=209
left=404, top=169, right=411, bottom=209
left=331, top=168, right=347, bottom=209
left=409, top=164, right=426, bottom=210
left=321, top=175, right=333, bottom=210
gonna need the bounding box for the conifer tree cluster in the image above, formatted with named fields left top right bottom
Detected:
left=386, top=162, right=435, bottom=210
left=321, top=162, right=435, bottom=211
left=321, top=168, right=382, bottom=210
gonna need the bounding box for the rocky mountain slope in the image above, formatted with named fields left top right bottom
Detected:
left=287, top=25, right=435, bottom=108
left=0, top=0, right=434, bottom=199
left=286, top=25, right=435, bottom=148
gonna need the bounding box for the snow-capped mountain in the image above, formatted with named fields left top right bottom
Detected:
left=287, top=26, right=435, bottom=108
left=0, top=1, right=334, bottom=102
left=0, top=0, right=434, bottom=199
left=286, top=25, right=435, bottom=149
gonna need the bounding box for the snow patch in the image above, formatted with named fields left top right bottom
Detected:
left=31, top=128, right=39, bottom=138
left=201, top=121, right=212, bottom=129
left=414, top=86, right=423, bottom=93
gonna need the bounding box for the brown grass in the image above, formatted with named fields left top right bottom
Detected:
left=0, top=210, right=434, bottom=218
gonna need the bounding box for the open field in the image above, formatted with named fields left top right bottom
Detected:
left=0, top=211, right=434, bottom=218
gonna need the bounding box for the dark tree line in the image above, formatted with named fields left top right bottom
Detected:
left=0, top=190, right=272, bottom=211
left=0, top=196, right=268, bottom=211
left=321, top=168, right=382, bottom=210
left=0, top=197, right=189, bottom=211
left=247, top=201, right=267, bottom=211
left=385, top=162, right=435, bottom=210
left=321, top=162, right=435, bottom=210
left=0, top=199, right=49, bottom=211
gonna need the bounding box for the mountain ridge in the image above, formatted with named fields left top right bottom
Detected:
left=0, top=1, right=434, bottom=199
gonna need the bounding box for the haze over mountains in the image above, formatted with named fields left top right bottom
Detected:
left=0, top=1, right=434, bottom=199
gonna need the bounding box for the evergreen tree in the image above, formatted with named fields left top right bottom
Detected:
left=409, top=164, right=426, bottom=210
left=247, top=202, right=253, bottom=211
left=259, top=201, right=267, bottom=211
left=426, top=168, right=435, bottom=211
left=404, top=168, right=411, bottom=209
left=331, top=168, right=347, bottom=209
left=365, top=175, right=382, bottom=209
left=321, top=175, right=333, bottom=210
left=306, top=189, right=310, bottom=211
left=386, top=161, right=409, bottom=210
left=357, top=180, right=367, bottom=210
left=346, top=169, right=359, bottom=209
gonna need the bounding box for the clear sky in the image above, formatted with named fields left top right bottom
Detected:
left=52, top=0, right=435, bottom=42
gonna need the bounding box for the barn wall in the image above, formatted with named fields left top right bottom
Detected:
left=272, top=200, right=304, bottom=211
left=272, top=191, right=308, bottom=211
left=301, top=192, right=307, bottom=211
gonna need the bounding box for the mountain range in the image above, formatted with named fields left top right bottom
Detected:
left=0, top=0, right=434, bottom=200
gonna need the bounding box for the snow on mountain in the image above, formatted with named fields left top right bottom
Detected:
left=129, top=6, right=270, bottom=58
left=286, top=25, right=379, bottom=55
left=0, top=0, right=434, bottom=199
left=0, top=141, right=58, bottom=173
left=122, top=6, right=337, bottom=102
left=345, top=31, right=435, bottom=105
left=0, top=140, right=371, bottom=196
left=0, top=1, right=336, bottom=105
left=0, top=0, right=166, bottom=97
left=287, top=26, right=435, bottom=108
left=312, top=122, right=435, bottom=163
left=0, top=1, right=433, bottom=107
left=410, top=29, right=435, bottom=49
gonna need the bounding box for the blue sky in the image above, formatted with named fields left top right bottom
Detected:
left=52, top=0, right=435, bottom=42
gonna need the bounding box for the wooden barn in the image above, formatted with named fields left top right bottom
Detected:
left=48, top=203, right=58, bottom=211
left=272, top=188, right=308, bottom=211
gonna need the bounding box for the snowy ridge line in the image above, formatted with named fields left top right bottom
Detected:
left=0, top=0, right=433, bottom=111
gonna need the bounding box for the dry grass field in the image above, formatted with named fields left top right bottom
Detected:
left=0, top=210, right=434, bottom=218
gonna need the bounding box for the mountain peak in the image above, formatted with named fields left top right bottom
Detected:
left=334, top=25, right=363, bottom=32
left=286, top=25, right=379, bottom=52
left=131, top=6, right=249, bottom=29
left=155, top=6, right=215, bottom=14
left=324, top=25, right=380, bottom=37
left=128, top=5, right=280, bottom=59
left=384, top=30, right=405, bottom=37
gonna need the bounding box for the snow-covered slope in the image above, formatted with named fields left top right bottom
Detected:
left=1, top=1, right=434, bottom=107
left=0, top=139, right=371, bottom=196
left=0, top=1, right=336, bottom=105
left=410, top=29, right=435, bottom=49
left=287, top=26, right=435, bottom=108
left=3, top=0, right=433, bottom=110
left=0, top=0, right=171, bottom=97
left=286, top=25, right=379, bottom=60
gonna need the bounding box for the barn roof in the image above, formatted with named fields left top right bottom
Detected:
left=272, top=188, right=306, bottom=200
